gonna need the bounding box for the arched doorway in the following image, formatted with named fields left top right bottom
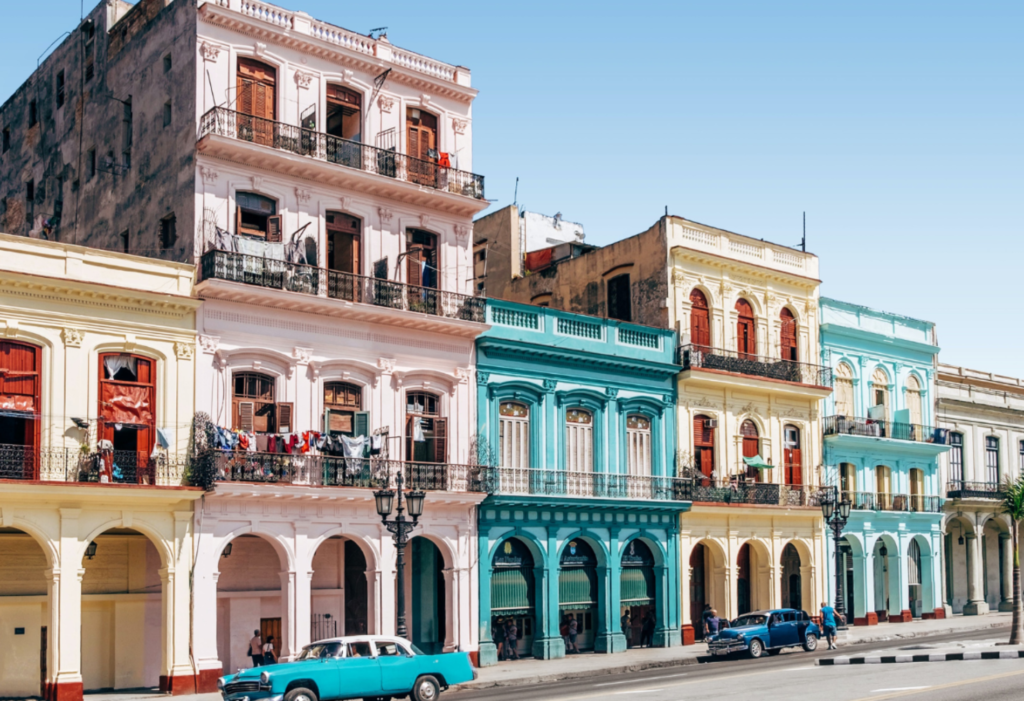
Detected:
left=737, top=543, right=752, bottom=615
left=871, top=535, right=900, bottom=621
left=689, top=543, right=708, bottom=637
left=309, top=537, right=370, bottom=641
left=620, top=539, right=656, bottom=647
left=689, top=289, right=711, bottom=349
left=216, top=534, right=288, bottom=673
left=0, top=340, right=41, bottom=480
left=410, top=536, right=446, bottom=654
left=982, top=518, right=1008, bottom=611
left=741, top=420, right=761, bottom=482
left=559, top=539, right=598, bottom=651
left=780, top=543, right=802, bottom=610
left=736, top=298, right=756, bottom=358
left=907, top=538, right=923, bottom=618
left=490, top=538, right=536, bottom=658
left=81, top=528, right=164, bottom=692
left=779, top=307, right=797, bottom=361
left=0, top=527, right=49, bottom=697
left=838, top=535, right=858, bottom=622
left=944, top=516, right=973, bottom=614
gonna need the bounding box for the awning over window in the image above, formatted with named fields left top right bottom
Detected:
left=491, top=567, right=533, bottom=613
left=559, top=566, right=597, bottom=609
left=620, top=566, right=654, bottom=605
left=743, top=455, right=772, bottom=471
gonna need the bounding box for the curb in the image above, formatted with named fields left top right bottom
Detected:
left=818, top=650, right=1024, bottom=665
left=837, top=619, right=1010, bottom=646
left=460, top=655, right=705, bottom=690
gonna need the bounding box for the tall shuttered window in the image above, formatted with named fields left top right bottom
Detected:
left=779, top=307, right=797, bottom=361
left=949, top=432, right=964, bottom=484
left=565, top=408, right=593, bottom=473
left=736, top=298, right=756, bottom=358
left=689, top=288, right=710, bottom=348
left=499, top=402, right=530, bottom=469
left=986, top=436, right=999, bottom=484
left=626, top=414, right=652, bottom=477
left=406, top=392, right=446, bottom=463
left=905, top=374, right=923, bottom=426
left=237, top=58, right=276, bottom=147
left=694, top=414, right=715, bottom=481
left=834, top=363, right=855, bottom=416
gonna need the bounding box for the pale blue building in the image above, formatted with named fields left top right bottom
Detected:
left=820, top=298, right=949, bottom=625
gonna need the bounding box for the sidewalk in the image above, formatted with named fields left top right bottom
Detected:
left=464, top=612, right=1013, bottom=690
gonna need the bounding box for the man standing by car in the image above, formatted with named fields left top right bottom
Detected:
left=705, top=608, right=722, bottom=639
left=820, top=603, right=843, bottom=649
left=249, top=630, right=264, bottom=667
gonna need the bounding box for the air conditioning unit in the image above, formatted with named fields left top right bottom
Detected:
left=704, top=419, right=718, bottom=429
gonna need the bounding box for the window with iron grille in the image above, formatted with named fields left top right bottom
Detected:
left=949, top=432, right=963, bottom=483
left=986, top=436, right=999, bottom=483
left=499, top=402, right=530, bottom=468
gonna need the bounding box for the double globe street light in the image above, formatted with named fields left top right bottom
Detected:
left=821, top=487, right=852, bottom=622
left=374, top=469, right=426, bottom=640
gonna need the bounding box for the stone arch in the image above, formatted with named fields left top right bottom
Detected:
left=731, top=291, right=764, bottom=317
left=306, top=528, right=380, bottom=573
left=736, top=538, right=771, bottom=614
left=687, top=537, right=727, bottom=632
left=8, top=518, right=58, bottom=568
left=620, top=531, right=668, bottom=567
left=558, top=530, right=610, bottom=567
left=81, top=518, right=174, bottom=569
left=207, top=524, right=295, bottom=575
left=0, top=525, right=52, bottom=697
left=780, top=539, right=812, bottom=611
left=488, top=529, right=546, bottom=564
left=869, top=533, right=901, bottom=619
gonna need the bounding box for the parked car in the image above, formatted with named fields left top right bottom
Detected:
left=706, top=608, right=820, bottom=658
left=218, top=635, right=475, bottom=701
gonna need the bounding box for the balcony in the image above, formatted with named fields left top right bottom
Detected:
left=198, top=249, right=486, bottom=330
left=843, top=490, right=943, bottom=513
left=824, top=416, right=948, bottom=445
left=487, top=467, right=691, bottom=502
left=197, top=107, right=486, bottom=212
left=0, top=444, right=191, bottom=487
left=685, top=478, right=826, bottom=508
left=946, top=481, right=1006, bottom=500
left=678, top=344, right=832, bottom=390
left=210, top=453, right=489, bottom=493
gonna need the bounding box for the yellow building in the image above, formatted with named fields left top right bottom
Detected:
left=0, top=234, right=202, bottom=700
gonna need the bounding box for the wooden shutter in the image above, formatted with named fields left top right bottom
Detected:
left=354, top=410, right=370, bottom=438
left=406, top=246, right=423, bottom=287
left=405, top=416, right=414, bottom=461
left=699, top=446, right=714, bottom=479
left=434, top=417, right=448, bottom=463
left=267, top=215, right=283, bottom=243
left=736, top=299, right=756, bottom=357
left=693, top=415, right=710, bottom=447
left=236, top=76, right=253, bottom=116
left=408, top=127, right=420, bottom=161
left=780, top=308, right=797, bottom=361
left=277, top=402, right=293, bottom=433
left=786, top=449, right=802, bottom=486
left=235, top=206, right=242, bottom=238
left=238, top=401, right=254, bottom=432
left=689, top=289, right=710, bottom=348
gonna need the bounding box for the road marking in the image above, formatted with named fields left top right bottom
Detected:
left=594, top=674, right=688, bottom=687
left=849, top=668, right=1024, bottom=701
left=611, top=690, right=663, bottom=695
left=871, top=688, right=929, bottom=693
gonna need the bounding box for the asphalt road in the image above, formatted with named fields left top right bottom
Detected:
left=448, top=627, right=1018, bottom=701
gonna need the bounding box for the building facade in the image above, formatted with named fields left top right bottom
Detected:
left=0, top=234, right=202, bottom=699
left=475, top=300, right=687, bottom=664
left=936, top=364, right=1024, bottom=616
left=187, top=0, right=490, bottom=690
left=820, top=298, right=948, bottom=625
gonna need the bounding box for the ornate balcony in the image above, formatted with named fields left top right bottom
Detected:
left=946, top=481, right=1006, bottom=500
left=678, top=344, right=832, bottom=389
left=209, top=453, right=489, bottom=493
left=199, top=249, right=486, bottom=326
left=0, top=444, right=191, bottom=487
left=685, top=478, right=827, bottom=508
left=487, top=467, right=691, bottom=502
left=824, top=416, right=948, bottom=445
left=843, top=490, right=943, bottom=513
left=197, top=107, right=485, bottom=207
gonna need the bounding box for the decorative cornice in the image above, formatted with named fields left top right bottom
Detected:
left=254, top=42, right=268, bottom=58
left=455, top=367, right=471, bottom=384
left=453, top=224, right=471, bottom=243
left=378, top=95, right=395, bottom=113
left=378, top=207, right=394, bottom=223
left=377, top=357, right=396, bottom=374
left=293, top=347, right=313, bottom=365
left=452, top=118, right=469, bottom=135
left=0, top=275, right=198, bottom=317
left=61, top=327, right=84, bottom=348
left=198, top=335, right=220, bottom=354
left=294, top=71, right=315, bottom=88
left=174, top=342, right=195, bottom=361
left=200, top=166, right=219, bottom=185
left=295, top=188, right=312, bottom=204
left=476, top=371, right=490, bottom=386
left=200, top=42, right=221, bottom=62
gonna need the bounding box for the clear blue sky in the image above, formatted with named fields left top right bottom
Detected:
left=5, top=1, right=1021, bottom=376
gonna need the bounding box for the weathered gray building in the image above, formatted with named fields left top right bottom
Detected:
left=0, top=0, right=197, bottom=260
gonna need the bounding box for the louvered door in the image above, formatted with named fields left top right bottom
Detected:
left=237, top=59, right=276, bottom=147
left=689, top=289, right=711, bottom=349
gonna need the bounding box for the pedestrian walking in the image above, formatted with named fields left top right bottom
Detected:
left=506, top=619, right=520, bottom=660
left=705, top=608, right=721, bottom=639
left=700, top=603, right=713, bottom=640
left=248, top=630, right=264, bottom=667
left=262, top=635, right=277, bottom=665
left=493, top=617, right=505, bottom=661
left=820, top=603, right=843, bottom=649
left=621, top=610, right=632, bottom=649
left=567, top=613, right=580, bottom=654
left=641, top=610, right=656, bottom=648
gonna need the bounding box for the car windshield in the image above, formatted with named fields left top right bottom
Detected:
left=298, top=642, right=341, bottom=660
left=409, top=643, right=426, bottom=655
left=732, top=614, right=767, bottom=627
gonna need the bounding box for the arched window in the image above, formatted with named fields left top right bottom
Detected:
left=736, top=298, right=756, bottom=358
left=565, top=408, right=593, bottom=472
left=499, top=402, right=530, bottom=468
left=236, top=58, right=276, bottom=146
left=406, top=391, right=445, bottom=463
left=626, top=414, right=652, bottom=476
left=233, top=371, right=285, bottom=433
left=904, top=374, right=923, bottom=426
left=783, top=424, right=801, bottom=486
left=324, top=381, right=365, bottom=437
left=693, top=414, right=715, bottom=481
left=871, top=368, right=890, bottom=421
left=834, top=362, right=855, bottom=417
left=741, top=419, right=760, bottom=482
left=779, top=308, right=797, bottom=361
left=689, top=289, right=710, bottom=349
left=100, top=353, right=157, bottom=483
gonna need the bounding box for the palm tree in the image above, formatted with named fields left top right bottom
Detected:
left=1002, top=474, right=1024, bottom=645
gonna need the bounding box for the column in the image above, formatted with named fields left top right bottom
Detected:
left=477, top=531, right=497, bottom=665
left=852, top=551, right=872, bottom=624
left=442, top=567, right=458, bottom=652
left=365, top=569, right=385, bottom=635
left=50, top=509, right=84, bottom=701
left=595, top=530, right=625, bottom=653
left=279, top=570, right=298, bottom=660
left=962, top=532, right=990, bottom=615
left=540, top=527, right=564, bottom=659
left=892, top=536, right=911, bottom=622
left=679, top=537, right=693, bottom=645
left=998, top=533, right=1014, bottom=612
left=662, top=527, right=681, bottom=646
left=193, top=564, right=221, bottom=687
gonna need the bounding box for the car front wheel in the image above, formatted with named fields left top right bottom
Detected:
left=803, top=633, right=818, bottom=652
left=412, top=675, right=441, bottom=701
left=285, top=688, right=318, bottom=701
left=748, top=639, right=764, bottom=659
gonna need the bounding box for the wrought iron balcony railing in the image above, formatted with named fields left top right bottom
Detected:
left=946, top=481, right=1006, bottom=500
left=678, top=344, right=833, bottom=388
left=486, top=467, right=692, bottom=501
left=842, top=490, right=942, bottom=513
left=198, top=107, right=485, bottom=200
left=686, top=477, right=827, bottom=507
left=212, top=452, right=489, bottom=493
left=824, top=416, right=948, bottom=445
left=0, top=444, right=189, bottom=486
left=201, top=250, right=486, bottom=323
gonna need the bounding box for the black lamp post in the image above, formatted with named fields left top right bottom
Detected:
left=374, top=469, right=426, bottom=640
left=821, top=487, right=852, bottom=621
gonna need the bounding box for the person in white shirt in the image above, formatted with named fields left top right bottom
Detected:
left=262, top=635, right=277, bottom=664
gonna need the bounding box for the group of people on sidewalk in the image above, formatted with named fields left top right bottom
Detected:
left=247, top=630, right=278, bottom=667
left=492, top=616, right=521, bottom=661
left=620, top=609, right=657, bottom=649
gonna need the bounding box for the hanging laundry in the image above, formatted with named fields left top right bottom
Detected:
left=156, top=428, right=172, bottom=450
left=438, top=152, right=451, bottom=168
left=370, top=434, right=383, bottom=455
left=256, top=434, right=269, bottom=452
left=414, top=418, right=427, bottom=443
left=341, top=435, right=368, bottom=476
left=98, top=439, right=114, bottom=452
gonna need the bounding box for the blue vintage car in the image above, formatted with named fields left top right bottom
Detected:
left=706, top=609, right=820, bottom=659
left=218, top=636, right=475, bottom=701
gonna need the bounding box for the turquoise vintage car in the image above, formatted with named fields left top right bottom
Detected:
left=218, top=636, right=475, bottom=701
left=706, top=609, right=820, bottom=659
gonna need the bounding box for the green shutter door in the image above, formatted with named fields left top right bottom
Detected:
left=491, top=567, right=534, bottom=615
left=559, top=566, right=597, bottom=609
left=620, top=566, right=654, bottom=605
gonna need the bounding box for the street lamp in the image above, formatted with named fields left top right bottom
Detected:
left=821, top=487, right=852, bottom=621
left=374, top=469, right=425, bottom=640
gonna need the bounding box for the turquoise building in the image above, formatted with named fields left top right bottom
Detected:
left=476, top=300, right=690, bottom=665
left=820, top=298, right=949, bottom=625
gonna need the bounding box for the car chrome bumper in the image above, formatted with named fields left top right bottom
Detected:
left=708, top=641, right=748, bottom=655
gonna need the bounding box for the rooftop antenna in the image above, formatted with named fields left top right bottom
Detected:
left=369, top=27, right=388, bottom=40
left=513, top=177, right=519, bottom=206
left=802, top=211, right=806, bottom=252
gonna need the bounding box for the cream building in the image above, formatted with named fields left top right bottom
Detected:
left=0, top=234, right=203, bottom=700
